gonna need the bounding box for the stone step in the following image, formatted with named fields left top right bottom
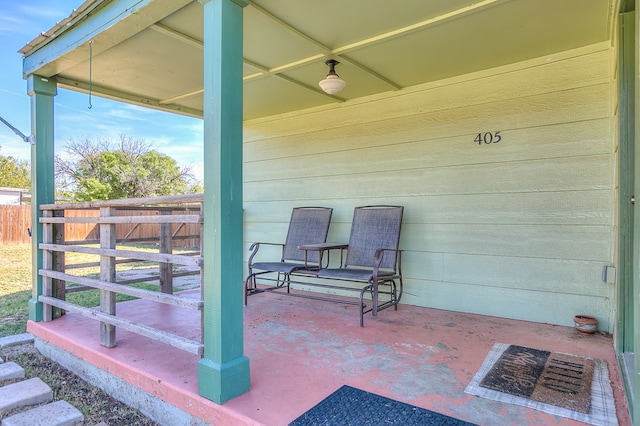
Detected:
left=0, top=378, right=53, bottom=415
left=0, top=334, right=34, bottom=350
left=0, top=362, right=25, bottom=382
left=1, top=400, right=84, bottom=426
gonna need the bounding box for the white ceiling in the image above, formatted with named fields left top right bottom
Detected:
left=21, top=0, right=617, bottom=121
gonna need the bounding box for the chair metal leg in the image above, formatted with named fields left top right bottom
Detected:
left=244, top=265, right=252, bottom=306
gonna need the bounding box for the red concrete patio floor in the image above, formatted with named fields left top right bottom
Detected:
left=27, top=289, right=630, bottom=425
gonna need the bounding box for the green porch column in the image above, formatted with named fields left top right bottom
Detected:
left=27, top=75, right=57, bottom=322
left=634, top=2, right=640, bottom=424
left=198, top=0, right=250, bottom=403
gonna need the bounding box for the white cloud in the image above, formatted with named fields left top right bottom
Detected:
left=190, top=162, right=204, bottom=182
left=105, top=107, right=148, bottom=121
left=0, top=134, right=31, bottom=161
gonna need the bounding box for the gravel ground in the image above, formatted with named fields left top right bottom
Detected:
left=0, top=342, right=159, bottom=426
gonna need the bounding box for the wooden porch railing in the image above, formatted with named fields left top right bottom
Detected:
left=37, top=194, right=205, bottom=355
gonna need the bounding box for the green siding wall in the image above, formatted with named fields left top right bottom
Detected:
left=243, top=43, right=616, bottom=332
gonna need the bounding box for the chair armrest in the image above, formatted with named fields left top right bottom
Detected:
left=298, top=243, right=348, bottom=268
left=247, top=242, right=285, bottom=266
left=297, top=243, right=348, bottom=251
left=373, top=248, right=403, bottom=274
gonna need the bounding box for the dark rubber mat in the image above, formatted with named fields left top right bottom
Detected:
left=289, top=385, right=477, bottom=426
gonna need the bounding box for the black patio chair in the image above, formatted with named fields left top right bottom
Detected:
left=244, top=207, right=333, bottom=304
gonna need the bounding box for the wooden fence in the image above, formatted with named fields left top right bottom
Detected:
left=0, top=204, right=200, bottom=247
left=0, top=205, right=31, bottom=244
left=38, top=194, right=205, bottom=354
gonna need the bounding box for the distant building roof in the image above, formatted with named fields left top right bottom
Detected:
left=0, top=187, right=30, bottom=205
left=0, top=187, right=28, bottom=193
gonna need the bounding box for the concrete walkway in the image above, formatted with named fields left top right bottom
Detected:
left=0, top=334, right=84, bottom=426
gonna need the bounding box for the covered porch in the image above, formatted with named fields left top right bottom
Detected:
left=19, top=0, right=640, bottom=424
left=27, top=288, right=630, bottom=425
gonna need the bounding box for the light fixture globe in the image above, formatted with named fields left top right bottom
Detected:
left=319, top=59, right=346, bottom=95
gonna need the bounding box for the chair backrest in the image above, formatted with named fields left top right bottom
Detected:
left=282, top=207, right=333, bottom=263
left=345, top=205, right=404, bottom=270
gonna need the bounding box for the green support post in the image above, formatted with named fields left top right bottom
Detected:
left=633, top=3, right=640, bottom=423
left=198, top=0, right=250, bottom=404
left=27, top=75, right=57, bottom=322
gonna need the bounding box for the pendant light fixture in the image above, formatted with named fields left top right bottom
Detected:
left=319, top=59, right=346, bottom=95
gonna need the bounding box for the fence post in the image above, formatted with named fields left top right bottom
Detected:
left=199, top=202, right=204, bottom=346
left=51, top=209, right=65, bottom=318
left=159, top=210, right=173, bottom=294
left=41, top=209, right=53, bottom=322
left=100, top=206, right=117, bottom=348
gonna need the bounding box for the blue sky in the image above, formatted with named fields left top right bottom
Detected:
left=0, top=1, right=204, bottom=181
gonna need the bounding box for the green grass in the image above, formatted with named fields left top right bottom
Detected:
left=0, top=243, right=181, bottom=338
left=0, top=290, right=31, bottom=336
left=0, top=244, right=33, bottom=337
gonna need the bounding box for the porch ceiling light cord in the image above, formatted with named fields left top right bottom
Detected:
left=319, top=59, right=346, bottom=95
left=0, top=116, right=34, bottom=144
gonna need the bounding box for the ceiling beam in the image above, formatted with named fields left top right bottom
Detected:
left=332, top=0, right=512, bottom=55
left=159, top=89, right=203, bottom=105
left=338, top=55, right=401, bottom=90
left=249, top=2, right=331, bottom=54
left=56, top=76, right=203, bottom=118
left=275, top=74, right=345, bottom=102
left=149, top=23, right=204, bottom=49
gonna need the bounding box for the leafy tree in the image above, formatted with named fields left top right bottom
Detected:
left=56, top=135, right=198, bottom=201
left=0, top=147, right=30, bottom=189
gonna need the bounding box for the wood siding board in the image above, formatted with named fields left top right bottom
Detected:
left=243, top=191, right=612, bottom=255
left=406, top=224, right=612, bottom=261
left=399, top=277, right=609, bottom=308
left=441, top=254, right=611, bottom=297
left=402, top=281, right=611, bottom=330
left=245, top=119, right=611, bottom=183
left=245, top=156, right=612, bottom=202
left=395, top=191, right=612, bottom=226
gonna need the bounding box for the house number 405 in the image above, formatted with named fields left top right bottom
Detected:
left=475, top=131, right=501, bottom=145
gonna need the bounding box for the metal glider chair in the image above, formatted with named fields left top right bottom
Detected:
left=303, top=205, right=404, bottom=326
left=244, top=207, right=333, bottom=304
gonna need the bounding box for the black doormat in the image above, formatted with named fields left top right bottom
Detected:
left=289, top=385, right=476, bottom=426
left=479, top=344, right=595, bottom=413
